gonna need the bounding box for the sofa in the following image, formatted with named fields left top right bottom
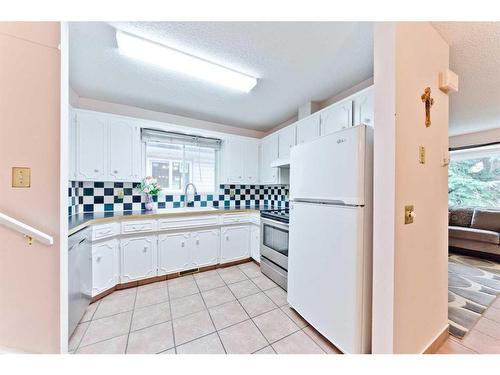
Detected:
left=449, top=207, right=500, bottom=259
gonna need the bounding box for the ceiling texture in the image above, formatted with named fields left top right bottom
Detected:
left=433, top=22, right=500, bottom=135
left=69, top=22, right=374, bottom=131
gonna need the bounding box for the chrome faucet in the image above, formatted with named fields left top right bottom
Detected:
left=184, top=183, right=198, bottom=207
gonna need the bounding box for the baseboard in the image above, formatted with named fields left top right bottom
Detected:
left=91, top=258, right=254, bottom=303
left=422, top=324, right=449, bottom=354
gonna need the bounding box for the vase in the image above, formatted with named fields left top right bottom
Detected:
left=145, top=194, right=154, bottom=211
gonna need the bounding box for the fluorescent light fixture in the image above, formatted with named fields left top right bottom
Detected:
left=116, top=30, right=257, bottom=93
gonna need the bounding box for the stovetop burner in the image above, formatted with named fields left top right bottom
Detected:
left=260, top=208, right=289, bottom=224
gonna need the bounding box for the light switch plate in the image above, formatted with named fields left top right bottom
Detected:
left=405, top=205, right=415, bottom=224
left=419, top=146, right=426, bottom=164
left=12, top=167, right=31, bottom=188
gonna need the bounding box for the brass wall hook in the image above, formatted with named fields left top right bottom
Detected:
left=421, top=87, right=434, bottom=127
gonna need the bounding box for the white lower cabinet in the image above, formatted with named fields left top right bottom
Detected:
left=250, top=224, right=260, bottom=263
left=220, top=225, right=250, bottom=264
left=158, top=232, right=190, bottom=275
left=190, top=229, right=220, bottom=268
left=92, top=238, right=119, bottom=297
left=158, top=229, right=219, bottom=274
left=120, top=235, right=157, bottom=282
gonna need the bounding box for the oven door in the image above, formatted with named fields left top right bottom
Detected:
left=260, top=218, right=289, bottom=270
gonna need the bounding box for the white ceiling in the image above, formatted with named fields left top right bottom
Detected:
left=433, top=22, right=500, bottom=135
left=69, top=22, right=373, bottom=131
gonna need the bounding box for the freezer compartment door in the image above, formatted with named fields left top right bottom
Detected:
left=287, top=201, right=366, bottom=353
left=290, top=125, right=366, bottom=206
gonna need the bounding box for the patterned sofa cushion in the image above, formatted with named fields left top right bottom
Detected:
left=449, top=226, right=499, bottom=245
left=471, top=209, right=500, bottom=232
left=449, top=207, right=474, bottom=227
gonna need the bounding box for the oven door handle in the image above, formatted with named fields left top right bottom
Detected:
left=260, top=218, right=289, bottom=231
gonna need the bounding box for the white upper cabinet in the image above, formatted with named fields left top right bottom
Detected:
left=69, top=110, right=77, bottom=180
left=296, top=114, right=320, bottom=145
left=260, top=133, right=279, bottom=185
left=320, top=100, right=353, bottom=136
left=72, top=110, right=142, bottom=182
left=76, top=111, right=107, bottom=181
left=221, top=136, right=260, bottom=185
left=108, top=118, right=141, bottom=182
left=353, top=87, right=374, bottom=127
left=242, top=138, right=260, bottom=185
left=278, top=125, right=296, bottom=161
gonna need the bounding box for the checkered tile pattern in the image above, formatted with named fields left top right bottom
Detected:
left=68, top=182, right=289, bottom=215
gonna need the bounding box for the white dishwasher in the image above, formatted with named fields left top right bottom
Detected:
left=68, top=227, right=92, bottom=338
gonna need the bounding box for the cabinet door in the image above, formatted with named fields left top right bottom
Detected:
left=92, top=239, right=119, bottom=297
left=223, top=137, right=244, bottom=184
left=320, top=100, right=353, bottom=135
left=260, top=134, right=279, bottom=185
left=278, top=125, right=296, bottom=160
left=69, top=110, right=77, bottom=180
left=296, top=115, right=320, bottom=145
left=243, top=138, right=259, bottom=185
left=220, top=225, right=250, bottom=264
left=157, top=232, right=190, bottom=275
left=353, top=88, right=374, bottom=127
left=120, top=236, right=157, bottom=282
left=191, top=229, right=220, bottom=268
left=250, top=225, right=260, bottom=263
left=76, top=111, right=107, bottom=180
left=108, top=119, right=140, bottom=182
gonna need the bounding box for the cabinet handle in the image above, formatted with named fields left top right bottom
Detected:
left=181, top=242, right=185, bottom=247
left=96, top=256, right=102, bottom=262
left=113, top=170, right=118, bottom=174
left=143, top=246, right=148, bottom=252
left=225, top=236, right=229, bottom=241
left=196, top=239, right=200, bottom=245
left=94, top=169, right=99, bottom=173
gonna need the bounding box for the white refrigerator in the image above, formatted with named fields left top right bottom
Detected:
left=287, top=125, right=373, bottom=354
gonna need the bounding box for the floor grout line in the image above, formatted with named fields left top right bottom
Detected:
left=76, top=263, right=315, bottom=354
left=124, top=286, right=138, bottom=354
left=193, top=271, right=228, bottom=354
left=165, top=284, right=178, bottom=354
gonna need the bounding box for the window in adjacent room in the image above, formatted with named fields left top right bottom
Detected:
left=449, top=144, right=500, bottom=208
left=143, top=129, right=221, bottom=194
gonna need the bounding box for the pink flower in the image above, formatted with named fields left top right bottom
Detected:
left=157, top=184, right=161, bottom=189
left=144, top=188, right=150, bottom=194
left=146, top=176, right=152, bottom=180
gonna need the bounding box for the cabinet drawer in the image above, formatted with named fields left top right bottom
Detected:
left=222, top=214, right=251, bottom=225
left=121, top=220, right=156, bottom=234
left=92, top=222, right=120, bottom=241
left=158, top=215, right=220, bottom=231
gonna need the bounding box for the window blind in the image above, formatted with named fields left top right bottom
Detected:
left=141, top=128, right=222, bottom=149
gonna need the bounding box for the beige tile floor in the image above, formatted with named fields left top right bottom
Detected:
left=70, top=261, right=341, bottom=354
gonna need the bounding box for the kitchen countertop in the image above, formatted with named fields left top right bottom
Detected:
left=68, top=206, right=272, bottom=236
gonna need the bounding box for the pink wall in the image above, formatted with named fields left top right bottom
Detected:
left=0, top=22, right=61, bottom=353
left=373, top=22, right=449, bottom=353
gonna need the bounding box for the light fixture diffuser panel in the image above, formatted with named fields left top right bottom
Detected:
left=116, top=30, right=257, bottom=93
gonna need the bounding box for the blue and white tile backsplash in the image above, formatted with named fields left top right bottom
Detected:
left=68, top=181, right=289, bottom=216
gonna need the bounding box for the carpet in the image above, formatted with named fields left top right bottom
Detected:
left=448, top=254, right=500, bottom=338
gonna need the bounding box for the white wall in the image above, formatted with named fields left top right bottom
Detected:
left=373, top=22, right=449, bottom=354
left=75, top=96, right=265, bottom=139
